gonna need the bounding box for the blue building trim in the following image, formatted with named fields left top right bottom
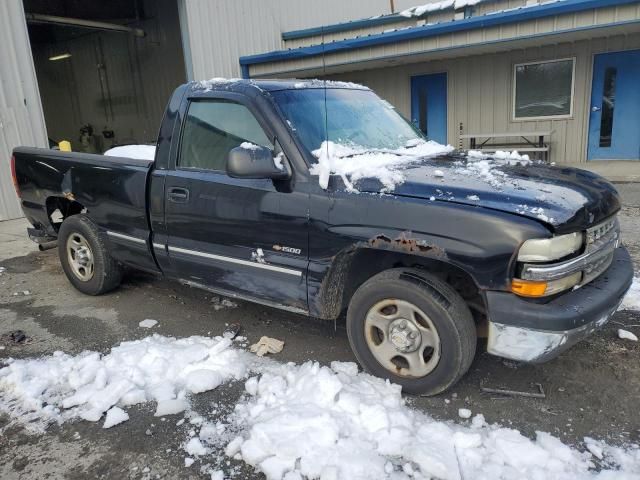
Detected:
left=248, top=19, right=640, bottom=77
left=241, top=0, right=639, bottom=67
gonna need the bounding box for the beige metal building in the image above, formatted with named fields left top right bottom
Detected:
left=1, top=0, right=640, bottom=220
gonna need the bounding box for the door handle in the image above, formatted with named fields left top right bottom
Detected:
left=167, top=187, right=189, bottom=203
left=591, top=106, right=601, bottom=112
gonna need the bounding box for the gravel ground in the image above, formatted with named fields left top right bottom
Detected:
left=1, top=184, right=639, bottom=479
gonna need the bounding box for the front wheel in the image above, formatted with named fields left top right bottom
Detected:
left=346, top=268, right=476, bottom=396
left=58, top=215, right=122, bottom=295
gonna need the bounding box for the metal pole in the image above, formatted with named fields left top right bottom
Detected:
left=25, top=13, right=145, bottom=37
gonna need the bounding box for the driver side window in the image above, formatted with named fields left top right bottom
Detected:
left=179, top=100, right=273, bottom=171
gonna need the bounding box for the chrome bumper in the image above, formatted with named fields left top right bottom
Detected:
left=486, top=245, right=633, bottom=363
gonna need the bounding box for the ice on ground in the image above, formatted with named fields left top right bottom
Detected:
left=201, top=360, right=640, bottom=480
left=0, top=334, right=250, bottom=430
left=104, top=145, right=156, bottom=161
left=618, top=329, right=638, bottom=342
left=139, top=319, right=158, bottom=329
left=310, top=140, right=453, bottom=191
left=619, top=277, right=640, bottom=311
left=103, top=406, right=129, bottom=428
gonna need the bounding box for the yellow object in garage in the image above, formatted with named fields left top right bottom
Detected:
left=58, top=140, right=71, bottom=151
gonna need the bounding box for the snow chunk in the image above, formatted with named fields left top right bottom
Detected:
left=184, top=437, right=209, bottom=456
left=155, top=398, right=188, bottom=417
left=0, top=334, right=250, bottom=430
left=466, top=195, right=480, bottom=201
left=310, top=140, right=453, bottom=192
left=103, top=406, right=129, bottom=428
left=104, top=145, right=155, bottom=161
left=619, top=276, right=640, bottom=311
left=618, top=329, right=638, bottom=342
left=139, top=319, right=158, bottom=329
left=239, top=142, right=262, bottom=151
left=458, top=408, right=472, bottom=419
left=184, top=457, right=195, bottom=467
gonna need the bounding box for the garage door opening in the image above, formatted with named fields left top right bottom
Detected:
left=24, top=0, right=187, bottom=153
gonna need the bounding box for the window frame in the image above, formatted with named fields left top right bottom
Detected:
left=511, top=57, right=576, bottom=122
left=176, top=97, right=274, bottom=174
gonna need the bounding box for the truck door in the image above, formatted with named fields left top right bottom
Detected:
left=162, top=95, right=309, bottom=313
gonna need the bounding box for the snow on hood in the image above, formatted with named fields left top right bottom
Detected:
left=310, top=140, right=454, bottom=191
left=104, top=144, right=156, bottom=161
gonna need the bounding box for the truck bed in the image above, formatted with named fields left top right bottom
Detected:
left=12, top=147, right=159, bottom=273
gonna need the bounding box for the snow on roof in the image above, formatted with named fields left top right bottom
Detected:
left=400, top=0, right=485, bottom=17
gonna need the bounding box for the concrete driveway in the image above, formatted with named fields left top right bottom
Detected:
left=1, top=184, right=639, bottom=479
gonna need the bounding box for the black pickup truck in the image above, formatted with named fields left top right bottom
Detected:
left=11, top=79, right=633, bottom=395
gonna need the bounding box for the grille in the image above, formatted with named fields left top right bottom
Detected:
left=582, top=216, right=620, bottom=285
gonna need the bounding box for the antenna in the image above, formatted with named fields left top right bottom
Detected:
left=322, top=24, right=329, bottom=182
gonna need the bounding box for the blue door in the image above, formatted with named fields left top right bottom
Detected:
left=588, top=50, right=640, bottom=160
left=411, top=73, right=447, bottom=144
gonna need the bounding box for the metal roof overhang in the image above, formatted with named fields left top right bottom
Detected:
left=240, top=0, right=640, bottom=78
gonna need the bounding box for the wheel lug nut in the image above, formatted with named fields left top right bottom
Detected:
left=409, top=332, right=417, bottom=339
left=399, top=320, right=407, bottom=329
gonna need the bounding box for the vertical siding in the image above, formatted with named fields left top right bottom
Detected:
left=0, top=0, right=48, bottom=221
left=327, top=33, right=640, bottom=164
left=182, top=0, right=397, bottom=79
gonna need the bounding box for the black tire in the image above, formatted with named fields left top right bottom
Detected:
left=346, top=268, right=476, bottom=396
left=58, top=215, right=122, bottom=295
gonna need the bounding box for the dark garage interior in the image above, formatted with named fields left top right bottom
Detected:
left=24, top=0, right=187, bottom=153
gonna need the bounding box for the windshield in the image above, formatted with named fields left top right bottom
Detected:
left=271, top=88, right=424, bottom=155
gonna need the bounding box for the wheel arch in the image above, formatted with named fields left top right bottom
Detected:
left=313, top=244, right=487, bottom=326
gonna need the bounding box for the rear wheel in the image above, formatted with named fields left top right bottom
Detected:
left=58, top=215, right=122, bottom=295
left=346, top=268, right=476, bottom=395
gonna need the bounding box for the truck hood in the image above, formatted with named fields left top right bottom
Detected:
left=356, top=155, right=620, bottom=233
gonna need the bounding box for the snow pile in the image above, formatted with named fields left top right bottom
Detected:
left=104, top=144, right=156, bottom=161
left=400, top=0, right=484, bottom=17
left=214, top=361, right=640, bottom=480
left=310, top=140, right=453, bottom=191
left=619, top=277, right=640, bottom=311
left=0, top=334, right=250, bottom=430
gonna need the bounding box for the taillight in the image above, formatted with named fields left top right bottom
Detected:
left=10, top=154, right=21, bottom=198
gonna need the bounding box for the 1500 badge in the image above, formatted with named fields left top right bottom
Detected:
left=272, top=245, right=302, bottom=255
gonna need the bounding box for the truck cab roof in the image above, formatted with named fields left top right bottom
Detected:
left=189, top=78, right=370, bottom=95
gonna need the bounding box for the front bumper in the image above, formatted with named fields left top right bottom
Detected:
left=486, top=246, right=633, bottom=363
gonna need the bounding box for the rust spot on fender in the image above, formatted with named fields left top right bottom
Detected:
left=367, top=231, right=446, bottom=257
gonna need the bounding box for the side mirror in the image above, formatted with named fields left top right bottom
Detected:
left=226, top=143, right=290, bottom=180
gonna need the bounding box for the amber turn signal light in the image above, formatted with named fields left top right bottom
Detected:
left=511, top=279, right=547, bottom=297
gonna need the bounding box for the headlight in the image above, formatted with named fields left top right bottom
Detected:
left=518, top=232, right=583, bottom=262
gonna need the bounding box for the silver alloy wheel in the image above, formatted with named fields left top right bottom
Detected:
left=364, top=298, right=441, bottom=378
left=66, top=232, right=95, bottom=282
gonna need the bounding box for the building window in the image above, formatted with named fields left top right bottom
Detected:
left=513, top=58, right=575, bottom=119
left=179, top=100, right=272, bottom=171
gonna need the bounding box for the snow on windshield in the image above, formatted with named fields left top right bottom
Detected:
left=310, top=140, right=454, bottom=192
left=104, top=144, right=156, bottom=161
